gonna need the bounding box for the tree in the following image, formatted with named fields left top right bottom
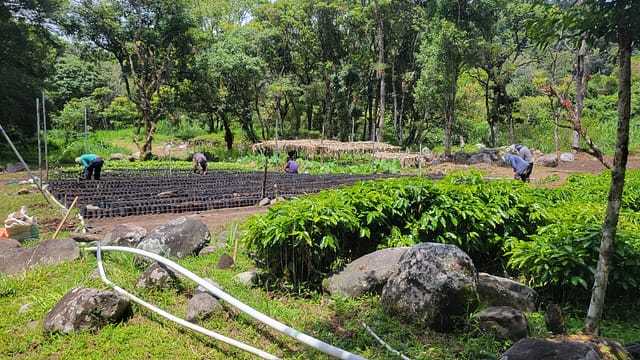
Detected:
left=64, top=0, right=197, bottom=159
left=469, top=0, right=530, bottom=147
left=532, top=0, right=640, bottom=333
left=577, top=0, right=640, bottom=334
left=0, top=0, right=61, bottom=140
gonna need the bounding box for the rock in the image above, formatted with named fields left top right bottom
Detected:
left=136, top=216, right=210, bottom=259
left=234, top=271, right=258, bottom=287
left=478, top=272, right=538, bottom=312
left=0, top=238, right=80, bottom=275
left=215, top=252, right=235, bottom=269
left=537, top=154, right=559, bottom=168
left=136, top=262, right=180, bottom=289
left=474, top=306, right=529, bottom=341
left=102, top=224, right=148, bottom=247
left=185, top=279, right=224, bottom=323
left=323, top=247, right=409, bottom=298
left=499, top=336, right=630, bottom=360
left=43, top=286, right=132, bottom=334
left=560, top=153, right=575, bottom=162
left=258, top=198, right=271, bottom=207
left=381, top=243, right=479, bottom=332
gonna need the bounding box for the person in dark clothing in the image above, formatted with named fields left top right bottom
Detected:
left=515, top=144, right=534, bottom=180
left=75, top=154, right=104, bottom=180
left=192, top=153, right=208, bottom=175
left=503, top=153, right=530, bottom=182
left=285, top=150, right=299, bottom=174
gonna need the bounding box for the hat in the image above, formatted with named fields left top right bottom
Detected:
left=75, top=157, right=81, bottom=164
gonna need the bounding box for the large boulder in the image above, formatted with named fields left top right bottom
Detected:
left=478, top=272, right=538, bottom=312
left=0, top=238, right=80, bottom=275
left=323, top=247, right=409, bottom=298
left=136, top=216, right=211, bottom=259
left=381, top=243, right=479, bottom=331
left=499, top=336, right=630, bottom=360
left=43, top=286, right=132, bottom=334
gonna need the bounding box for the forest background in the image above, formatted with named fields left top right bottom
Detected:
left=2, top=0, right=639, bottom=164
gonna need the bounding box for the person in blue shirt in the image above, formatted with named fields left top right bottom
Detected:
left=285, top=150, right=299, bottom=174
left=503, top=153, right=529, bottom=182
left=75, top=154, right=104, bottom=180
left=514, top=144, right=534, bottom=180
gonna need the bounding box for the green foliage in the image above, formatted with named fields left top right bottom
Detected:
left=506, top=170, right=640, bottom=299
left=244, top=177, right=441, bottom=289
left=244, top=172, right=552, bottom=289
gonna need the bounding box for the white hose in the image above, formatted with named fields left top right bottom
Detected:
left=92, top=243, right=280, bottom=360
left=85, top=245, right=367, bottom=360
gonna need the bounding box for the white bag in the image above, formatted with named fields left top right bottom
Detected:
left=4, top=206, right=39, bottom=242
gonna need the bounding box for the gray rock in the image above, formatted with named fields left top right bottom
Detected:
left=215, top=252, right=235, bottom=269
left=474, top=306, right=529, bottom=341
left=0, top=238, right=80, bottom=275
left=560, top=152, right=575, bottom=162
left=258, top=198, right=271, bottom=207
left=234, top=271, right=258, bottom=287
left=136, top=262, right=180, bottom=289
left=102, top=224, right=148, bottom=247
left=381, top=243, right=479, bottom=332
left=136, top=216, right=210, bottom=259
left=537, top=154, right=559, bottom=167
left=0, top=237, right=21, bottom=251
left=42, top=286, right=132, bottom=334
left=478, top=272, right=538, bottom=312
left=499, top=337, right=629, bottom=360
left=323, top=247, right=409, bottom=298
left=185, top=279, right=224, bottom=323
left=185, top=292, right=222, bottom=323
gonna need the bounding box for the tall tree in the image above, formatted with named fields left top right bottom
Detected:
left=64, top=0, right=197, bottom=159
left=577, top=0, right=640, bottom=334
left=532, top=0, right=640, bottom=333
left=0, top=0, right=61, bottom=140
left=470, top=0, right=530, bottom=147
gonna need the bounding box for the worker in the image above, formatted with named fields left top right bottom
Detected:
left=75, top=154, right=104, bottom=180
left=193, top=153, right=208, bottom=175
left=503, top=153, right=529, bottom=182
left=514, top=144, right=534, bottom=181
left=285, top=150, right=299, bottom=174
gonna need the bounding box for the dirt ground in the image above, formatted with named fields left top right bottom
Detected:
left=3, top=151, right=639, bottom=238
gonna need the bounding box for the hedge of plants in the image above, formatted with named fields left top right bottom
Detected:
left=242, top=169, right=640, bottom=302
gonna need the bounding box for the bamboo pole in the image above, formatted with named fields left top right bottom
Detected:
left=52, top=196, right=78, bottom=239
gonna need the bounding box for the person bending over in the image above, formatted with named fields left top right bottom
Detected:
left=503, top=153, right=530, bottom=182
left=515, top=144, right=534, bottom=180
left=76, top=154, right=104, bottom=180
left=285, top=151, right=299, bottom=174
left=193, top=153, right=208, bottom=175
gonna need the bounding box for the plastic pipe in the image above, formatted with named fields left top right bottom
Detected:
left=85, top=245, right=367, bottom=360
left=92, top=243, right=280, bottom=360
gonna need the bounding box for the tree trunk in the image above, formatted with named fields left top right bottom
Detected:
left=374, top=0, right=385, bottom=143
left=583, top=26, right=632, bottom=335
left=573, top=39, right=593, bottom=151
left=444, top=66, right=458, bottom=158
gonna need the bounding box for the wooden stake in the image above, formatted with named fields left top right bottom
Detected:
left=52, top=196, right=78, bottom=239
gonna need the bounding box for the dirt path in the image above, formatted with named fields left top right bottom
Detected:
left=85, top=205, right=269, bottom=237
